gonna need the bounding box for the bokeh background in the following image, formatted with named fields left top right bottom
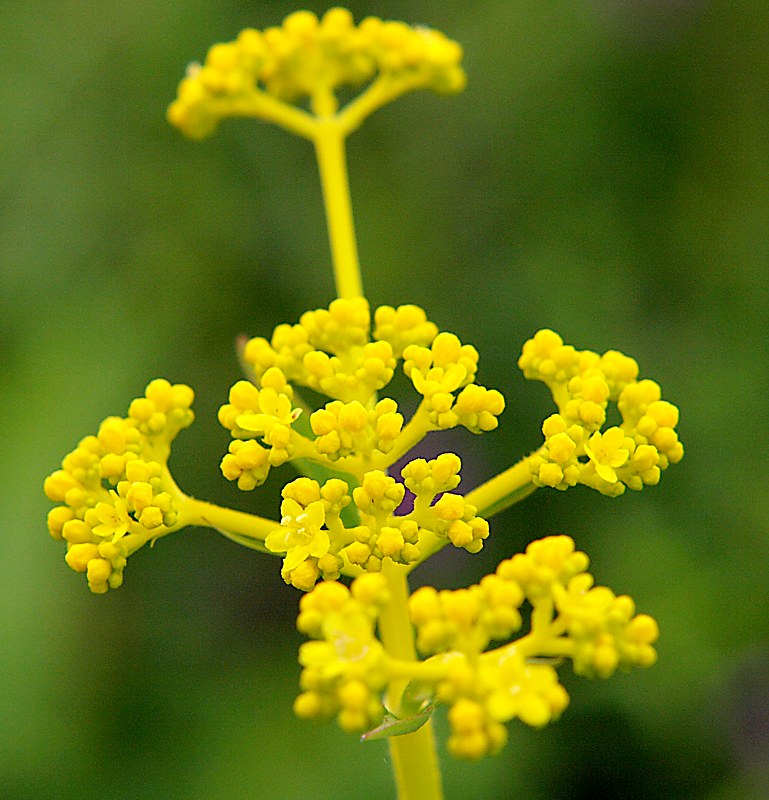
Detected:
left=3, top=1, right=768, bottom=798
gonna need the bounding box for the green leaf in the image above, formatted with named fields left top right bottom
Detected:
left=360, top=702, right=436, bottom=742
left=400, top=679, right=436, bottom=717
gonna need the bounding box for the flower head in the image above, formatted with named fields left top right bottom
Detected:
left=294, top=536, right=658, bottom=757
left=44, top=379, right=194, bottom=593
left=219, top=298, right=505, bottom=491
left=521, top=329, right=684, bottom=496
left=168, top=8, right=466, bottom=140
left=266, top=452, right=491, bottom=590
left=294, top=574, right=390, bottom=732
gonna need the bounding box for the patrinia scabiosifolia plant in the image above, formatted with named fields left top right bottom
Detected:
left=45, top=9, right=684, bottom=799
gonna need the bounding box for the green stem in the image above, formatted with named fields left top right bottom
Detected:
left=382, top=402, right=432, bottom=469
left=377, top=561, right=444, bottom=800
left=219, top=91, right=317, bottom=140
left=178, top=495, right=278, bottom=543
left=463, top=454, right=538, bottom=518
left=313, top=119, right=363, bottom=299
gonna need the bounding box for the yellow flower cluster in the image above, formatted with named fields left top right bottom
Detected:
left=498, top=534, right=589, bottom=599
left=404, top=333, right=505, bottom=433
left=498, top=536, right=659, bottom=677
left=403, top=453, right=489, bottom=553
left=310, top=397, right=403, bottom=461
left=519, top=329, right=684, bottom=496
left=409, top=575, right=524, bottom=655
left=294, top=535, right=658, bottom=757
left=413, top=536, right=656, bottom=757
left=244, top=298, right=404, bottom=403
left=266, top=454, right=489, bottom=590
left=167, top=7, right=466, bottom=140
left=218, top=369, right=300, bottom=490
left=44, top=380, right=194, bottom=593
left=265, top=476, right=351, bottom=591
left=218, top=298, right=504, bottom=489
left=440, top=653, right=569, bottom=759
left=294, top=574, right=390, bottom=733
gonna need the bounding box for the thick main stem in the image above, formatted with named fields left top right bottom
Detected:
left=377, top=562, right=444, bottom=800
left=312, top=105, right=440, bottom=799
left=313, top=120, right=364, bottom=299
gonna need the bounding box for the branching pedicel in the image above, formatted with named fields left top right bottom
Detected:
left=45, top=9, right=683, bottom=800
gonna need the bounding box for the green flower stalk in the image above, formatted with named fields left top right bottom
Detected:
left=45, top=8, right=684, bottom=800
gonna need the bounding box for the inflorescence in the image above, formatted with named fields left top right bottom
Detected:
left=44, top=298, right=680, bottom=750
left=296, top=535, right=659, bottom=758
left=520, top=328, right=684, bottom=497
left=44, top=6, right=683, bottom=765
left=167, top=7, right=466, bottom=140
left=44, top=380, right=194, bottom=593
left=43, top=298, right=679, bottom=752
left=218, top=298, right=502, bottom=588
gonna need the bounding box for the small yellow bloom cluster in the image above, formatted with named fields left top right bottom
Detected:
left=409, top=574, right=524, bottom=656
left=499, top=536, right=658, bottom=677
left=519, top=329, right=684, bottom=496
left=219, top=369, right=299, bottom=490
left=218, top=298, right=504, bottom=491
left=243, top=298, right=410, bottom=403
left=266, top=453, right=488, bottom=590
left=294, top=574, right=390, bottom=733
left=440, top=654, right=569, bottom=759
left=415, top=536, right=656, bottom=757
left=44, top=380, right=194, bottom=593
left=404, top=333, right=505, bottom=433
left=402, top=453, right=489, bottom=553
left=265, top=476, right=351, bottom=591
left=499, top=534, right=589, bottom=599
left=294, top=535, right=658, bottom=758
left=311, top=397, right=403, bottom=460
left=167, top=7, right=466, bottom=140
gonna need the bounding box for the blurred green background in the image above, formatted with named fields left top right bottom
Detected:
left=3, top=1, right=768, bottom=798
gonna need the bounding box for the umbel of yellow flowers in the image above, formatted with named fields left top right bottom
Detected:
left=45, top=299, right=682, bottom=595
left=167, top=7, right=466, bottom=140
left=44, top=298, right=680, bottom=761
left=44, top=8, right=683, bottom=793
